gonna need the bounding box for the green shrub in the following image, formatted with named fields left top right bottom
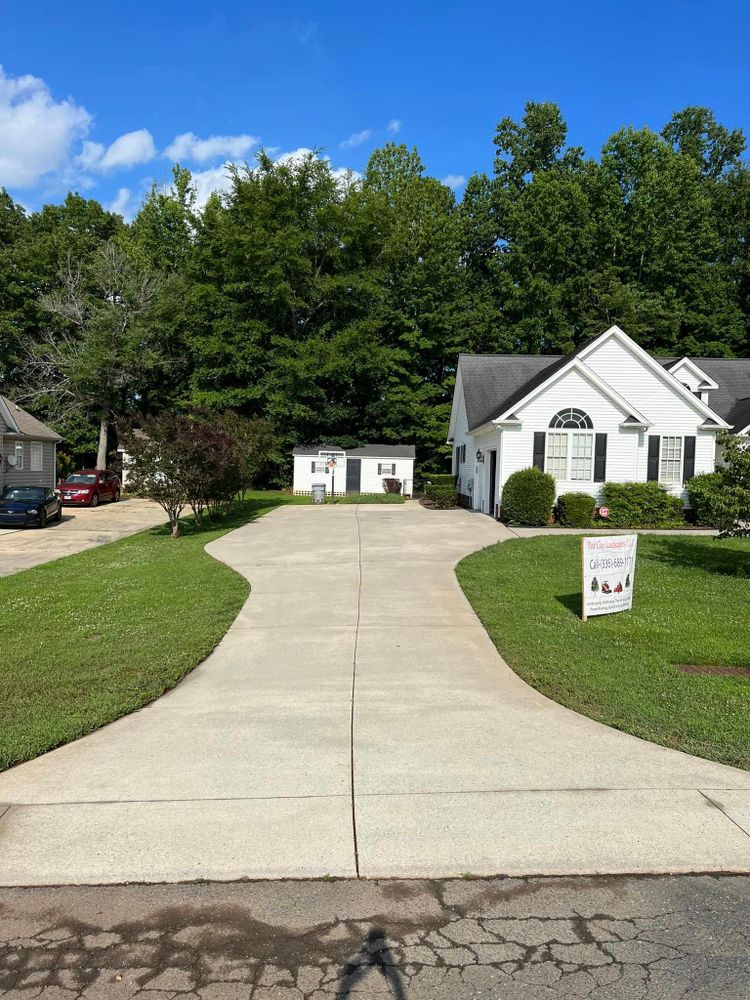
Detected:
left=424, top=473, right=456, bottom=487
left=686, top=472, right=724, bottom=526
left=599, top=482, right=685, bottom=528
left=501, top=467, right=556, bottom=526
left=557, top=492, right=596, bottom=527
left=334, top=493, right=405, bottom=504
left=424, top=484, right=457, bottom=509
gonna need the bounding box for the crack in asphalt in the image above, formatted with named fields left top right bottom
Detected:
left=1, top=875, right=749, bottom=998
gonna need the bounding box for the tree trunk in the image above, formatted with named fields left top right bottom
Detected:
left=96, top=419, right=108, bottom=470
left=170, top=513, right=181, bottom=538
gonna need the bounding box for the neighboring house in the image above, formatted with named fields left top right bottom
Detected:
left=292, top=444, right=416, bottom=496
left=448, top=325, right=749, bottom=517
left=0, top=396, right=61, bottom=494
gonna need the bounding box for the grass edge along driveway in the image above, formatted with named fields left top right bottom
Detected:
left=0, top=492, right=309, bottom=772
left=456, top=534, right=750, bottom=771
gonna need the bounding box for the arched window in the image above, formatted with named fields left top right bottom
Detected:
left=549, top=408, right=593, bottom=429
left=546, top=409, right=594, bottom=480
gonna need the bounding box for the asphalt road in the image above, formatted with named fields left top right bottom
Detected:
left=1, top=874, right=749, bottom=998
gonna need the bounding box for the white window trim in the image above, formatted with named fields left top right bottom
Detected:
left=30, top=441, right=43, bottom=472
left=659, top=435, right=683, bottom=486
left=379, top=463, right=396, bottom=476
left=14, top=441, right=24, bottom=471
left=545, top=430, right=595, bottom=482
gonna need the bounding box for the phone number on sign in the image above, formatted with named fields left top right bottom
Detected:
left=590, top=556, right=634, bottom=571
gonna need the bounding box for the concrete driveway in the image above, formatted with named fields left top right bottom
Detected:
left=0, top=498, right=166, bottom=576
left=0, top=503, right=749, bottom=884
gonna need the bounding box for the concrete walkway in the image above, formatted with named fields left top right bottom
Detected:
left=0, top=503, right=748, bottom=884
left=0, top=498, right=166, bottom=576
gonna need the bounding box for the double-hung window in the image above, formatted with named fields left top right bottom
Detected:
left=659, top=436, right=682, bottom=485
left=14, top=441, right=24, bottom=470
left=545, top=409, right=594, bottom=482
left=30, top=442, right=43, bottom=472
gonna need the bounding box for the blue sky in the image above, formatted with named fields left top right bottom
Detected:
left=2, top=1, right=749, bottom=218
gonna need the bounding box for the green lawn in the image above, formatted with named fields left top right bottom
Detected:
left=0, top=491, right=308, bottom=771
left=456, top=534, right=750, bottom=770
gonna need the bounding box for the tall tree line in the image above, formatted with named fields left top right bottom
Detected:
left=1, top=104, right=748, bottom=475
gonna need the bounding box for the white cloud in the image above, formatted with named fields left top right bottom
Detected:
left=442, top=174, right=466, bottom=190
left=107, top=187, right=136, bottom=221
left=387, top=119, right=402, bottom=134
left=340, top=129, right=372, bottom=149
left=77, top=128, right=156, bottom=172
left=164, top=131, right=259, bottom=164
left=190, top=163, right=235, bottom=206
left=0, top=66, right=91, bottom=188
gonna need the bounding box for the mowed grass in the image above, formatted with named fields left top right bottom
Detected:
left=0, top=491, right=309, bottom=771
left=456, top=534, right=750, bottom=770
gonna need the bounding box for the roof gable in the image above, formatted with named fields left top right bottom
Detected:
left=0, top=396, right=61, bottom=442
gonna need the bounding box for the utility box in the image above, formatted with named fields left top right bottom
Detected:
left=311, top=482, right=327, bottom=504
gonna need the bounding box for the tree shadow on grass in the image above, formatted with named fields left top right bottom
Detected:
left=146, top=495, right=294, bottom=539
left=643, top=536, right=750, bottom=579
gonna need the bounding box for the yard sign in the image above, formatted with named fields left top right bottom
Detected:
left=581, top=534, right=637, bottom=622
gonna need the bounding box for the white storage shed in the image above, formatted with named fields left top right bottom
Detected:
left=292, top=443, right=415, bottom=496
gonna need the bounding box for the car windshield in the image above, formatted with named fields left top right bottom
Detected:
left=2, top=487, right=45, bottom=501
left=64, top=474, right=96, bottom=485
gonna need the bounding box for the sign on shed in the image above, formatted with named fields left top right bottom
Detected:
left=581, top=534, right=637, bottom=621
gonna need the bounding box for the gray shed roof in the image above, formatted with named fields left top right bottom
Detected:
left=0, top=395, right=62, bottom=442
left=460, top=352, right=750, bottom=433
left=293, top=443, right=415, bottom=458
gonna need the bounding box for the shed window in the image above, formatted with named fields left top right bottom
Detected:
left=660, top=436, right=682, bottom=485
left=30, top=442, right=43, bottom=472
left=14, top=441, right=24, bottom=470
left=379, top=462, right=396, bottom=476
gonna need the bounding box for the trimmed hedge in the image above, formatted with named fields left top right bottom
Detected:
left=333, top=493, right=405, bottom=504
left=424, top=474, right=456, bottom=487
left=557, top=492, right=596, bottom=528
left=599, top=482, right=684, bottom=528
left=424, top=484, right=458, bottom=509
left=501, top=467, right=556, bottom=526
left=686, top=472, right=724, bottom=526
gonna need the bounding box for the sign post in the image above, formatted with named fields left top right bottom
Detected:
left=581, top=534, right=637, bottom=622
left=326, top=457, right=337, bottom=502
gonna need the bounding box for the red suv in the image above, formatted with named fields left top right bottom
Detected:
left=58, top=469, right=121, bottom=507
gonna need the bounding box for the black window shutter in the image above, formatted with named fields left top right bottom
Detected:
left=533, top=432, right=546, bottom=470
left=647, top=435, right=660, bottom=481
left=311, top=461, right=316, bottom=472
left=377, top=463, right=382, bottom=475
left=683, top=436, right=696, bottom=482
left=594, top=433, right=607, bottom=481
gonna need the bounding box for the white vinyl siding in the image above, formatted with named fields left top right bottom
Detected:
left=30, top=441, right=43, bottom=472
left=660, top=436, right=683, bottom=485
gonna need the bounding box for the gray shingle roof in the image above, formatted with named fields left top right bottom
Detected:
left=659, top=358, right=750, bottom=431
left=293, top=443, right=415, bottom=458
left=459, top=354, right=563, bottom=431
left=0, top=395, right=62, bottom=442
left=461, top=352, right=750, bottom=433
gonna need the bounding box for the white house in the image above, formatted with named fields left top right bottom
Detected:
left=292, top=443, right=415, bottom=496
left=448, top=325, right=750, bottom=517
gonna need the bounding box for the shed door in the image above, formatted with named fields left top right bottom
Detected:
left=345, top=458, right=361, bottom=494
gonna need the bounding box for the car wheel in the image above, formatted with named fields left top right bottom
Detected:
left=37, top=511, right=47, bottom=529
left=90, top=493, right=100, bottom=508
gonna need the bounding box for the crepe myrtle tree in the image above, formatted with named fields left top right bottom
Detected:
left=713, top=432, right=750, bottom=537
left=122, top=414, right=239, bottom=537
